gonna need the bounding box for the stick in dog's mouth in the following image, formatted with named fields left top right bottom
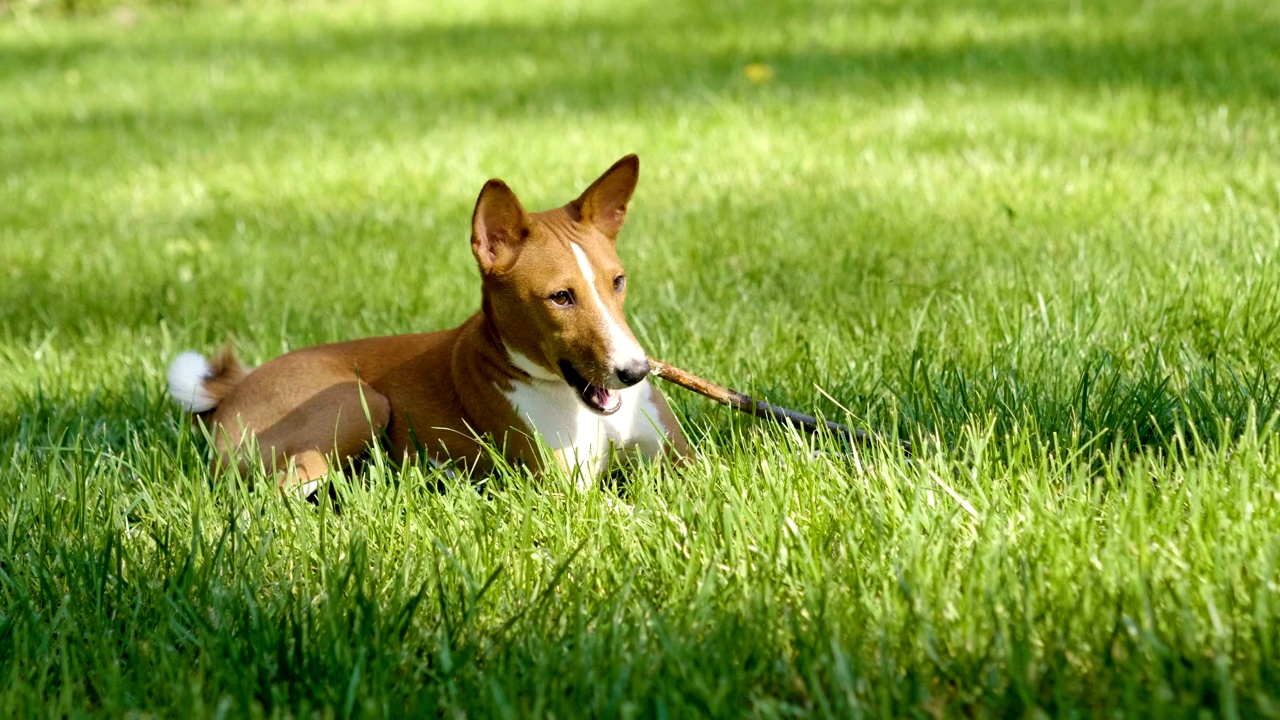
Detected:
left=646, top=357, right=912, bottom=455
left=559, top=360, right=622, bottom=416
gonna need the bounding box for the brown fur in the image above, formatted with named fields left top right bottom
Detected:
left=180, top=155, right=689, bottom=487
left=198, top=344, right=249, bottom=407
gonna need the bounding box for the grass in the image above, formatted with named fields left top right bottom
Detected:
left=3, top=0, right=1280, bottom=715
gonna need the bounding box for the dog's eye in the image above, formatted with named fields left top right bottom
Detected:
left=613, top=275, right=626, bottom=292
left=549, top=290, right=574, bottom=307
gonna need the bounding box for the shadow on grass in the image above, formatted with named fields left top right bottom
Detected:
left=889, top=352, right=1280, bottom=458
left=5, top=348, right=1280, bottom=470
left=0, top=497, right=1264, bottom=717
left=0, top=375, right=171, bottom=460
left=4, top=0, right=1279, bottom=138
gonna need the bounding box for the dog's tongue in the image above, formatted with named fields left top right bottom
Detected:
left=583, top=384, right=621, bottom=415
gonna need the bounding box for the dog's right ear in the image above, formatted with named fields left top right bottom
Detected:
left=471, top=179, right=530, bottom=275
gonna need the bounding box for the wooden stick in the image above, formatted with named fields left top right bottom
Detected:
left=647, top=357, right=911, bottom=454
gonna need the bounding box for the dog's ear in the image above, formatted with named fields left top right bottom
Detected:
left=471, top=179, right=530, bottom=274
left=571, top=154, right=639, bottom=240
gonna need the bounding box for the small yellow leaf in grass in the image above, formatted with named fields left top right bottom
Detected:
left=744, top=63, right=775, bottom=85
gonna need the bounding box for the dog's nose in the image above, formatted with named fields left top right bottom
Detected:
left=615, top=359, right=650, bottom=387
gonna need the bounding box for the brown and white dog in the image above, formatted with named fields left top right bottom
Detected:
left=167, top=155, right=689, bottom=492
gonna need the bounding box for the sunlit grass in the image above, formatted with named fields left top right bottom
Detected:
left=3, top=0, right=1280, bottom=715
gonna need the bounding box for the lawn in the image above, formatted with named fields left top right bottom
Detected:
left=3, top=0, right=1280, bottom=715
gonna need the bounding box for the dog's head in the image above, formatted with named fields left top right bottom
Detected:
left=471, top=154, right=650, bottom=415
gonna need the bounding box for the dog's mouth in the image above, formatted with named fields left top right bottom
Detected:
left=559, top=360, right=621, bottom=416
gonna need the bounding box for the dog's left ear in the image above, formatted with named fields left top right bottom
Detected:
left=571, top=154, right=639, bottom=240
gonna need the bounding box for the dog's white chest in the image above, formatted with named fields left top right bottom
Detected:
left=503, top=377, right=668, bottom=484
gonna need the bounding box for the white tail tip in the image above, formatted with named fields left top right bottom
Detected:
left=168, top=351, right=218, bottom=413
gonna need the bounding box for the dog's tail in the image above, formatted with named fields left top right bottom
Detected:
left=167, top=345, right=248, bottom=414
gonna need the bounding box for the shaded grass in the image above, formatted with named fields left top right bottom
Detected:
left=3, top=0, right=1280, bottom=715
left=6, top=426, right=1280, bottom=716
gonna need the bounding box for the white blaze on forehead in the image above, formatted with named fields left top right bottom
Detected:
left=570, top=242, right=646, bottom=364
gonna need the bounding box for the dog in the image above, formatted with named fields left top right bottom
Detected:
left=167, top=154, right=689, bottom=492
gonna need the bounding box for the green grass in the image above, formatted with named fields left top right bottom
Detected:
left=3, top=0, right=1280, bottom=715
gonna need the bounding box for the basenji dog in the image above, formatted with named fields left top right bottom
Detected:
left=167, top=155, right=689, bottom=492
